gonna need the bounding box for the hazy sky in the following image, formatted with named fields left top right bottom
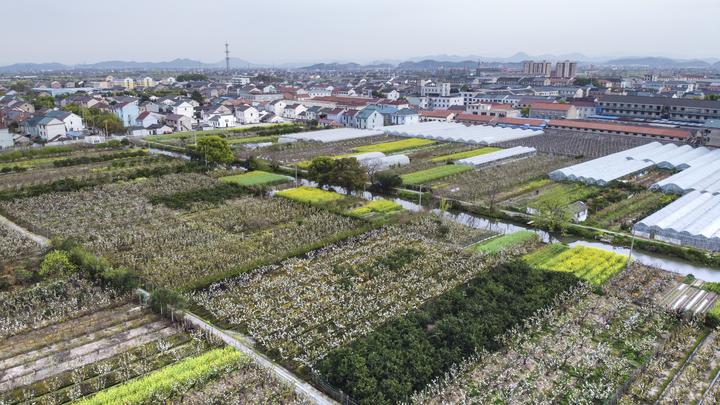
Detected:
left=4, top=0, right=719, bottom=65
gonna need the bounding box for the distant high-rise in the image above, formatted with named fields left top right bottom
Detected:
left=554, top=60, right=577, bottom=78
left=225, top=42, right=230, bottom=73
left=522, top=60, right=552, bottom=77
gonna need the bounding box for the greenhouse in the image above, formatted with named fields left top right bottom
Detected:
left=383, top=122, right=543, bottom=145
left=653, top=151, right=720, bottom=194
left=549, top=142, right=719, bottom=186
left=634, top=191, right=720, bottom=251
left=457, top=146, right=536, bottom=167
left=278, top=128, right=384, bottom=143
left=357, top=153, right=410, bottom=170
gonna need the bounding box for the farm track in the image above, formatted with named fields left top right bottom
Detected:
left=0, top=213, right=50, bottom=247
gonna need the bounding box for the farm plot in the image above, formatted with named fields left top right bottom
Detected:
left=524, top=244, right=627, bottom=285
left=0, top=218, right=42, bottom=266
left=0, top=175, right=363, bottom=290
left=412, top=284, right=676, bottom=404
left=276, top=186, right=347, bottom=206
left=73, top=346, right=244, bottom=405
left=400, top=214, right=497, bottom=248
left=620, top=321, right=706, bottom=403
left=316, top=261, right=579, bottom=404
left=235, top=135, right=404, bottom=164
left=587, top=191, right=678, bottom=232
left=494, top=130, right=654, bottom=158
left=525, top=182, right=600, bottom=211
left=174, top=362, right=313, bottom=404
left=0, top=276, right=126, bottom=339
left=655, top=329, right=720, bottom=404
left=219, top=170, right=290, bottom=186
left=468, top=230, right=538, bottom=255
left=190, top=226, right=501, bottom=366
left=353, top=138, right=436, bottom=154
left=348, top=198, right=403, bottom=219
left=401, top=164, right=473, bottom=186
left=432, top=154, right=577, bottom=204
left=430, top=147, right=502, bottom=162
left=0, top=304, right=205, bottom=404
left=603, top=263, right=682, bottom=304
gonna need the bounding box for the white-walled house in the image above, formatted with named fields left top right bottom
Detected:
left=391, top=108, right=420, bottom=125
left=135, top=111, right=164, bottom=128
left=165, top=114, right=193, bottom=132
left=265, top=100, right=287, bottom=116
left=234, top=105, right=260, bottom=124
left=207, top=114, right=237, bottom=128
left=22, top=116, right=66, bottom=140
left=282, top=103, right=307, bottom=120
left=173, top=101, right=195, bottom=118
left=46, top=110, right=85, bottom=132
left=355, top=109, right=384, bottom=129
left=111, top=101, right=140, bottom=127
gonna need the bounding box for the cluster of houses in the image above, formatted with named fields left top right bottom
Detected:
left=1, top=66, right=720, bottom=148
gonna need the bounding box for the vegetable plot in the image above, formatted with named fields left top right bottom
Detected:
left=353, top=138, right=436, bottom=154
left=401, top=164, right=473, bottom=185
left=219, top=171, right=290, bottom=186
left=275, top=186, right=346, bottom=205
left=430, top=147, right=502, bottom=162
left=524, top=244, right=627, bottom=285
left=75, top=347, right=245, bottom=405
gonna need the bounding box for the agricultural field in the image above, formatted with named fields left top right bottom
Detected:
left=587, top=191, right=678, bottom=231
left=316, top=261, right=579, bottom=404
left=219, top=170, right=290, bottom=186
left=235, top=135, right=405, bottom=164
left=352, top=138, right=436, bottom=154
left=525, top=182, right=600, bottom=211
left=524, top=244, right=627, bottom=285
left=0, top=219, right=43, bottom=268
left=430, top=146, right=501, bottom=162
left=413, top=283, right=677, bottom=404
left=0, top=175, right=364, bottom=290
left=190, top=225, right=507, bottom=367
left=144, top=123, right=305, bottom=146
left=348, top=198, right=403, bottom=219
left=494, top=130, right=654, bottom=158
left=468, top=230, right=537, bottom=255
left=275, top=185, right=347, bottom=206
left=400, top=214, right=497, bottom=248
left=431, top=154, right=578, bottom=204
left=400, top=164, right=473, bottom=186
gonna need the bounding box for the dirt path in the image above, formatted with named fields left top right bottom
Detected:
left=0, top=213, right=50, bottom=247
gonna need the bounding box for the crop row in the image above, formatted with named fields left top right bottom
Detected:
left=0, top=176, right=363, bottom=290
left=190, top=226, right=499, bottom=366
left=75, top=346, right=245, bottom=405
left=0, top=276, right=126, bottom=339
left=413, top=284, right=676, bottom=404
left=353, top=138, right=436, bottom=154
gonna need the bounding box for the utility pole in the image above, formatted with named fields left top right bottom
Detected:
left=225, top=42, right=230, bottom=74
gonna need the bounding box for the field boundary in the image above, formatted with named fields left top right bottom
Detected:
left=135, top=289, right=336, bottom=405
left=0, top=212, right=51, bottom=247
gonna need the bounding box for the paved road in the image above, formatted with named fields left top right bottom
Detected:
left=0, top=214, right=51, bottom=247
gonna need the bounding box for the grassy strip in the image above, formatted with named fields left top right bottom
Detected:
left=353, top=138, right=436, bottom=154
left=226, top=135, right=279, bottom=145
left=527, top=182, right=599, bottom=209
left=348, top=199, right=403, bottom=218
left=219, top=171, right=290, bottom=186
left=469, top=231, right=537, bottom=254
left=148, top=182, right=252, bottom=210
left=145, top=123, right=300, bottom=142
left=400, top=164, right=473, bottom=185
left=75, top=347, right=245, bottom=405
left=430, top=147, right=502, bottom=162
left=275, top=186, right=346, bottom=205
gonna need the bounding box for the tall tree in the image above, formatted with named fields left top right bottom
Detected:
left=331, top=158, right=368, bottom=194
left=195, top=135, right=234, bottom=165
left=308, top=156, right=336, bottom=187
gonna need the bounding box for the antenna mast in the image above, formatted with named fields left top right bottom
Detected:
left=225, top=42, right=230, bottom=74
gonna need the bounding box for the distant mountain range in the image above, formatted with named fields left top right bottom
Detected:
left=1, top=54, right=719, bottom=73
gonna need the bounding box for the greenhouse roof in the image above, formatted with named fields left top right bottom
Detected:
left=635, top=191, right=720, bottom=240
left=550, top=142, right=720, bottom=187
left=383, top=122, right=543, bottom=145
left=279, top=128, right=384, bottom=143
left=457, top=146, right=536, bottom=167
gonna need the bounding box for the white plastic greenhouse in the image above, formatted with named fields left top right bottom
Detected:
left=457, top=146, right=536, bottom=167
left=549, top=142, right=720, bottom=187
left=383, top=122, right=543, bottom=145
left=278, top=128, right=385, bottom=143
left=634, top=191, right=720, bottom=251
left=358, top=154, right=410, bottom=170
